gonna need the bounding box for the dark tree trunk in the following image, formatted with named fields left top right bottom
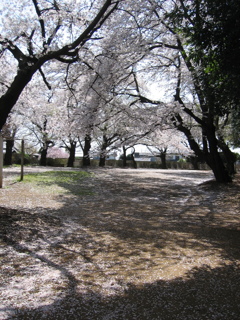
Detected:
left=201, top=129, right=232, bottom=182
left=207, top=152, right=232, bottom=182
left=67, top=141, right=76, bottom=167
left=82, top=134, right=91, bottom=167
left=122, top=146, right=127, bottom=167
left=174, top=115, right=232, bottom=183
left=130, top=151, right=137, bottom=169
left=0, top=67, right=38, bottom=130
left=4, top=139, right=14, bottom=165
left=39, top=140, right=53, bottom=166
left=205, top=133, right=232, bottom=183
left=99, top=156, right=106, bottom=167
left=40, top=147, right=48, bottom=166
left=99, top=135, right=108, bottom=167
left=217, top=138, right=236, bottom=176
left=160, top=150, right=167, bottom=169
left=172, top=49, right=233, bottom=183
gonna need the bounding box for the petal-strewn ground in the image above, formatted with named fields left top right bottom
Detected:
left=0, top=167, right=240, bottom=319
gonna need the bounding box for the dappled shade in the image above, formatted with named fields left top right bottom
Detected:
left=0, top=168, right=240, bottom=319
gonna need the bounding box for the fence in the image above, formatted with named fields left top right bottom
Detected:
left=72, top=158, right=212, bottom=170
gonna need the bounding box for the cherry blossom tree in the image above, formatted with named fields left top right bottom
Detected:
left=119, top=0, right=236, bottom=182
left=143, top=128, right=190, bottom=169
left=62, top=34, right=136, bottom=167
left=1, top=0, right=236, bottom=183
left=14, top=77, right=62, bottom=166
left=0, top=0, right=120, bottom=130
left=49, top=87, right=81, bottom=167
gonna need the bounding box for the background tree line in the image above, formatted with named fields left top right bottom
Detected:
left=0, top=0, right=239, bottom=182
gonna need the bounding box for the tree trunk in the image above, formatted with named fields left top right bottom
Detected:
left=207, top=152, right=232, bottom=182
left=82, top=134, right=91, bottom=167
left=99, top=135, right=108, bottom=167
left=197, top=125, right=233, bottom=182
left=160, top=150, right=167, bottom=169
left=0, top=67, right=37, bottom=130
left=130, top=151, right=137, bottom=169
left=174, top=116, right=232, bottom=182
left=217, top=138, right=236, bottom=176
left=99, top=156, right=106, bottom=167
left=122, top=146, right=127, bottom=167
left=67, top=141, right=76, bottom=167
left=4, top=139, right=14, bottom=166
left=205, top=132, right=232, bottom=182
left=39, top=138, right=54, bottom=166
left=40, top=147, right=48, bottom=166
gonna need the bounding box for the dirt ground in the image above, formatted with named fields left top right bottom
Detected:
left=0, top=167, right=240, bottom=320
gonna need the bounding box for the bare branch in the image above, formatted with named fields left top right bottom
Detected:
left=149, top=43, right=180, bottom=51
left=38, top=67, right=52, bottom=90
left=32, top=0, right=46, bottom=46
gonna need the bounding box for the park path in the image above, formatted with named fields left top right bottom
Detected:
left=0, top=167, right=240, bottom=319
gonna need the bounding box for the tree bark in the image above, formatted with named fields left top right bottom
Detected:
left=67, top=141, right=76, bottom=167
left=205, top=129, right=232, bottom=182
left=99, top=155, right=106, bottom=167
left=217, top=138, right=236, bottom=176
left=0, top=68, right=36, bottom=130
left=99, top=134, right=108, bottom=167
left=173, top=115, right=232, bottom=182
left=4, top=139, right=14, bottom=166
left=122, top=145, right=127, bottom=167
left=82, top=135, right=91, bottom=167
left=160, top=149, right=167, bottom=169
left=130, top=151, right=137, bottom=169
left=40, top=147, right=48, bottom=166
left=39, top=140, right=53, bottom=166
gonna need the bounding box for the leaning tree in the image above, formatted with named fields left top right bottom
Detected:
left=119, top=0, right=237, bottom=182
left=0, top=0, right=119, bottom=130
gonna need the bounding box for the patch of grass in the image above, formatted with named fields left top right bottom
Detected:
left=20, top=170, right=94, bottom=196
left=22, top=171, right=91, bottom=184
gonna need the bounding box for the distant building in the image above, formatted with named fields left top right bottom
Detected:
left=134, top=152, right=185, bottom=162
left=166, top=153, right=184, bottom=161
left=134, top=152, right=158, bottom=162
left=93, top=152, right=118, bottom=160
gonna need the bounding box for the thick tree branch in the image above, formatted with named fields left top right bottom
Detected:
left=69, top=0, right=119, bottom=50
left=0, top=40, right=26, bottom=62
left=171, top=113, right=204, bottom=158
left=0, top=0, right=119, bottom=130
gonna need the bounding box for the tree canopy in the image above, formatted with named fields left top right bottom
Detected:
left=0, top=0, right=239, bottom=182
left=177, top=0, right=240, bottom=145
left=0, top=0, right=119, bottom=129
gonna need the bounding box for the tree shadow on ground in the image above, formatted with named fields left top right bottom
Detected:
left=4, top=263, right=240, bottom=320
left=1, top=201, right=240, bottom=319
left=48, top=170, right=240, bottom=261
left=1, top=170, right=240, bottom=319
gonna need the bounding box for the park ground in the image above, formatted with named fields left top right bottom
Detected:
left=0, top=167, right=240, bottom=319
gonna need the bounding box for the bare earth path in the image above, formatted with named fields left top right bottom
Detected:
left=0, top=167, right=240, bottom=319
